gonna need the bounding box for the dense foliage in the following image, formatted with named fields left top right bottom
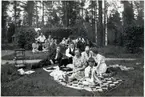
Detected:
left=124, top=26, right=144, bottom=53
left=16, top=27, right=36, bottom=50
left=42, top=27, right=73, bottom=41
left=2, top=1, right=144, bottom=53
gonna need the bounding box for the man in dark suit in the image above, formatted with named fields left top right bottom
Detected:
left=49, top=46, right=63, bottom=65
left=31, top=46, right=63, bottom=69
left=58, top=43, right=75, bottom=69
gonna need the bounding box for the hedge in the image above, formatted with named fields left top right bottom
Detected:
left=15, top=27, right=36, bottom=50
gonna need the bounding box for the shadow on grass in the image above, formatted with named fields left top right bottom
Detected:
left=2, top=51, right=49, bottom=60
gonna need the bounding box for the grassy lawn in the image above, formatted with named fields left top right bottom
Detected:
left=1, top=50, right=14, bottom=57
left=2, top=51, right=49, bottom=60
left=1, top=59, right=143, bottom=96
left=2, top=46, right=144, bottom=60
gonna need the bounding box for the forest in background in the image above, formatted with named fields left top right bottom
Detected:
left=2, top=0, right=144, bottom=52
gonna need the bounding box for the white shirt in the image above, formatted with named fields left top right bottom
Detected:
left=81, top=51, right=94, bottom=63
left=65, top=48, right=74, bottom=57
left=55, top=52, right=58, bottom=59
left=36, top=35, right=46, bottom=42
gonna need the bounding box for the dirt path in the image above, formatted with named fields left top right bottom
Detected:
left=1, top=58, right=139, bottom=65
left=1, top=50, right=14, bottom=57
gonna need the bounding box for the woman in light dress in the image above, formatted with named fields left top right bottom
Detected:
left=67, top=49, right=86, bottom=82
left=92, top=50, right=107, bottom=75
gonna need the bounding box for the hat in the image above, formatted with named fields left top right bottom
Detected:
left=88, top=57, right=95, bottom=62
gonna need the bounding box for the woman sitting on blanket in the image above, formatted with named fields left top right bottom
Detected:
left=67, top=48, right=86, bottom=82
left=92, top=49, right=107, bottom=75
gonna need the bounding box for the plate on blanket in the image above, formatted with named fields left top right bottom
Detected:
left=60, top=67, right=73, bottom=71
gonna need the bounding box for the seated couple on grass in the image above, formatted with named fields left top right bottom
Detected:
left=31, top=42, right=75, bottom=70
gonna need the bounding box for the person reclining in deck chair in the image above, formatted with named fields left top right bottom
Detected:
left=31, top=46, right=63, bottom=69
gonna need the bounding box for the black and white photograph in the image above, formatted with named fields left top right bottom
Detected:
left=1, top=0, right=144, bottom=96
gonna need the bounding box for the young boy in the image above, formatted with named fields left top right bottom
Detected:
left=84, top=57, right=102, bottom=85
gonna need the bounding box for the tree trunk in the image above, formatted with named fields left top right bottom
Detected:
left=14, top=1, right=17, bottom=27
left=65, top=1, right=68, bottom=27
left=92, top=1, right=96, bottom=42
left=104, top=0, right=107, bottom=46
left=27, top=1, right=34, bottom=26
left=36, top=1, right=38, bottom=27
left=97, top=1, right=103, bottom=47
left=95, top=0, right=98, bottom=43
left=42, top=1, right=44, bottom=26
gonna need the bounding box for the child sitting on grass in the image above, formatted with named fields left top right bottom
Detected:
left=84, top=57, right=102, bottom=85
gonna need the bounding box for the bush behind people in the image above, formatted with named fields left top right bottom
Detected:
left=16, top=27, right=36, bottom=50
left=41, top=27, right=73, bottom=42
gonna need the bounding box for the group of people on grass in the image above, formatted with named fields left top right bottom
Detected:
left=32, top=38, right=107, bottom=85
left=32, top=33, right=89, bottom=53
left=32, top=34, right=57, bottom=53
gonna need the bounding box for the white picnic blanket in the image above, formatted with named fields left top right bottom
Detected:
left=43, top=66, right=123, bottom=92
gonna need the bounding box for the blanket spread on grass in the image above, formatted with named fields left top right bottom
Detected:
left=43, top=65, right=125, bottom=92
